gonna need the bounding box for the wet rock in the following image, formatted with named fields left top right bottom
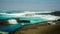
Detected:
left=50, top=11, right=60, bottom=16
left=17, top=20, right=30, bottom=23
left=57, top=19, right=60, bottom=21
left=0, top=18, right=30, bottom=25
left=0, top=19, right=9, bottom=25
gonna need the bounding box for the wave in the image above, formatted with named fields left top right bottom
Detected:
left=0, top=11, right=60, bottom=20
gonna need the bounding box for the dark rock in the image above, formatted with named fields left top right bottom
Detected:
left=17, top=20, right=30, bottom=23
left=57, top=19, right=60, bottom=21
left=0, top=18, right=30, bottom=25
left=50, top=11, right=60, bottom=16
left=13, top=18, right=30, bottom=23
left=0, top=19, right=9, bottom=25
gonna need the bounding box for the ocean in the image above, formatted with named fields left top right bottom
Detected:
left=0, top=11, right=59, bottom=32
left=0, top=16, right=46, bottom=32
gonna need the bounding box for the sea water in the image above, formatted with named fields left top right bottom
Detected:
left=0, top=13, right=47, bottom=32
left=0, top=11, right=59, bottom=33
left=0, top=24, right=22, bottom=32
left=0, top=17, right=46, bottom=32
left=19, top=17, right=46, bottom=23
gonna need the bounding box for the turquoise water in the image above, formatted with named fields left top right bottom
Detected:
left=19, top=17, right=46, bottom=23
left=0, top=15, right=47, bottom=32
left=0, top=24, right=22, bottom=32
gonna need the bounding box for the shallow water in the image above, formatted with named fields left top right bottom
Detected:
left=0, top=24, right=22, bottom=32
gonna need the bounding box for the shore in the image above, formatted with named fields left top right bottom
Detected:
left=9, top=21, right=60, bottom=34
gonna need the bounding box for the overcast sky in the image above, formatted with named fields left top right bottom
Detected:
left=0, top=0, right=60, bottom=10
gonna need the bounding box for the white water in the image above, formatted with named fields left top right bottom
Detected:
left=8, top=19, right=18, bottom=24
left=0, top=11, right=60, bottom=21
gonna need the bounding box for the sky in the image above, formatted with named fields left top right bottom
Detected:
left=0, top=0, right=60, bottom=10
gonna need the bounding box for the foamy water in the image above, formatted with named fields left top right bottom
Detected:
left=0, top=11, right=60, bottom=32
left=8, top=19, right=18, bottom=24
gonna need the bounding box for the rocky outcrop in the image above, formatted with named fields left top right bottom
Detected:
left=57, top=19, right=60, bottom=21
left=0, top=18, right=30, bottom=25
left=0, top=19, right=9, bottom=25
left=11, top=18, right=30, bottom=23
left=14, top=18, right=30, bottom=23
left=50, top=11, right=60, bottom=16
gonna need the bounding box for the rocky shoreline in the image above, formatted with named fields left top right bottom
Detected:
left=9, top=21, right=60, bottom=34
